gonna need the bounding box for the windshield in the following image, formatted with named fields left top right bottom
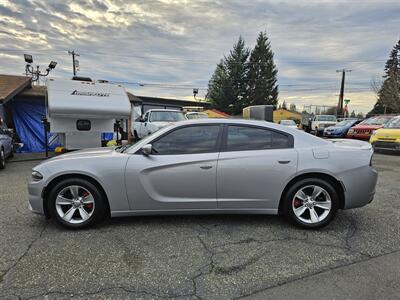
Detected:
left=116, top=132, right=157, bottom=153
left=384, top=117, right=400, bottom=128
left=150, top=111, right=185, bottom=122
left=315, top=115, right=337, bottom=122
left=361, top=117, right=391, bottom=125
left=336, top=120, right=354, bottom=126
left=280, top=120, right=296, bottom=125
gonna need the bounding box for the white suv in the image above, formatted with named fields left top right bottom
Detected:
left=133, top=109, right=186, bottom=139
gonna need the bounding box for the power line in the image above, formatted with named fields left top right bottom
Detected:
left=0, top=48, right=386, bottom=65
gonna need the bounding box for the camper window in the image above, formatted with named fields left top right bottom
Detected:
left=76, top=120, right=91, bottom=131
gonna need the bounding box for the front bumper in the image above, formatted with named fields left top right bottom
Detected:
left=371, top=141, right=400, bottom=152
left=28, top=180, right=46, bottom=215
left=340, top=166, right=378, bottom=209
left=323, top=131, right=344, bottom=138
left=346, top=133, right=371, bottom=140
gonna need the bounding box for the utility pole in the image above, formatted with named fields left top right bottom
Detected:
left=68, top=50, right=80, bottom=76
left=336, top=69, right=352, bottom=117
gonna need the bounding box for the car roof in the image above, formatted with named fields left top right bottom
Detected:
left=126, top=118, right=329, bottom=154
left=147, top=109, right=182, bottom=112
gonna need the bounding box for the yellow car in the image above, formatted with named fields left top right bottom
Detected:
left=370, top=116, right=400, bottom=152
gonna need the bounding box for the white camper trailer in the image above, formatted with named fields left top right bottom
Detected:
left=46, top=78, right=131, bottom=150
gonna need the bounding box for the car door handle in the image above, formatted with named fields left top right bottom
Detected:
left=278, top=160, right=291, bottom=164
left=200, top=165, right=213, bottom=170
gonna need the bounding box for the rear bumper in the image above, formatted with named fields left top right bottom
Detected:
left=340, top=166, right=378, bottom=209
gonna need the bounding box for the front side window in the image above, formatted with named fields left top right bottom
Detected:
left=226, top=125, right=291, bottom=151
left=151, top=125, right=220, bottom=155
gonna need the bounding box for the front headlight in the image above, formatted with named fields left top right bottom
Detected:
left=31, top=170, right=43, bottom=181
left=348, top=129, right=354, bottom=134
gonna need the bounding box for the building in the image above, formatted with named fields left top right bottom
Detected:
left=273, top=108, right=302, bottom=124
left=0, top=74, right=210, bottom=152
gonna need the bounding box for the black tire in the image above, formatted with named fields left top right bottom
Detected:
left=48, top=178, right=107, bottom=229
left=281, top=178, right=339, bottom=229
left=0, top=148, right=5, bottom=169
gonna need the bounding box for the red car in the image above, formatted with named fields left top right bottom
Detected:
left=346, top=116, right=393, bottom=140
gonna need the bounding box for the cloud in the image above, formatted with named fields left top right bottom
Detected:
left=1, top=0, right=399, bottom=113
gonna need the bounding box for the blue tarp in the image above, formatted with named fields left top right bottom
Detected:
left=11, top=100, right=61, bottom=153
left=102, top=133, right=113, bottom=141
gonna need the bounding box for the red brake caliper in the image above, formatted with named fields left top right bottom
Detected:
left=293, top=198, right=302, bottom=208
left=82, top=191, right=93, bottom=210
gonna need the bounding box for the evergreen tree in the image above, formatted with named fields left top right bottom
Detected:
left=246, top=31, right=279, bottom=107
left=281, top=100, right=287, bottom=110
left=207, top=60, right=231, bottom=111
left=370, top=40, right=400, bottom=114
left=224, top=36, right=250, bottom=114
left=350, top=110, right=356, bottom=118
left=207, top=36, right=249, bottom=114
left=356, top=112, right=364, bottom=119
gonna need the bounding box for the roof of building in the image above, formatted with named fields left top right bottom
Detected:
left=0, top=74, right=31, bottom=103
left=274, top=108, right=302, bottom=116
left=204, top=109, right=231, bottom=118
left=0, top=75, right=210, bottom=108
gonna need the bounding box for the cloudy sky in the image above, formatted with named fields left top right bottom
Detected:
left=1, top=0, right=399, bottom=114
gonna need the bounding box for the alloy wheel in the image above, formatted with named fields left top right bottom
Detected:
left=292, top=185, right=332, bottom=224
left=55, top=185, right=95, bottom=224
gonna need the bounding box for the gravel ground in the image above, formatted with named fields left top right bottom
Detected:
left=0, top=153, right=399, bottom=299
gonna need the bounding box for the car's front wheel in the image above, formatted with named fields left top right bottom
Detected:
left=48, top=178, right=107, bottom=229
left=281, top=178, right=339, bottom=229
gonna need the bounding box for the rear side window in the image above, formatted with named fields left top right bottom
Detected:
left=226, top=125, right=292, bottom=151
left=152, top=125, right=220, bottom=155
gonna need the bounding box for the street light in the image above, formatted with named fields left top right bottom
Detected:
left=24, top=54, right=33, bottom=64
left=48, top=61, right=57, bottom=70
left=23, top=54, right=57, bottom=83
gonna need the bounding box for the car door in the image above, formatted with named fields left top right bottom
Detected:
left=125, top=124, right=222, bottom=210
left=217, top=124, right=298, bottom=210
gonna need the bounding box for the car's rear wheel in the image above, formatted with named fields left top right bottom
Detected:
left=0, top=148, right=5, bottom=169
left=48, top=178, right=107, bottom=229
left=281, top=178, right=339, bottom=229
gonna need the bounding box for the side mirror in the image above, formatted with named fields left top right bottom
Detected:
left=141, top=144, right=152, bottom=156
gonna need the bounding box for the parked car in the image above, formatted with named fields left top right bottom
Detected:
left=346, top=116, right=393, bottom=140
left=185, top=112, right=209, bottom=119
left=0, top=125, right=14, bottom=169
left=310, top=115, right=337, bottom=136
left=323, top=119, right=362, bottom=138
left=28, top=119, right=377, bottom=229
left=133, top=109, right=186, bottom=139
left=370, top=115, right=400, bottom=152
left=279, top=119, right=298, bottom=129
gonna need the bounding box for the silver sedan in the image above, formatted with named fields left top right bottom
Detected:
left=28, top=119, right=378, bottom=229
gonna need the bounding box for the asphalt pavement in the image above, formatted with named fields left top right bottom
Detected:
left=0, top=153, right=399, bottom=299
